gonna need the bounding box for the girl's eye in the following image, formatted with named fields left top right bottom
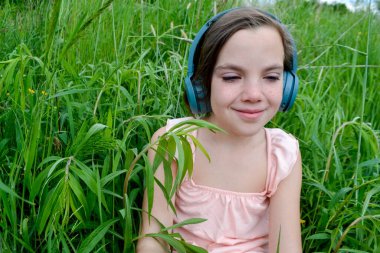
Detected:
left=265, top=75, right=281, bottom=81
left=222, top=75, right=240, bottom=82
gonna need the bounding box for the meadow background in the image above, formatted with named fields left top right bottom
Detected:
left=0, top=0, right=379, bottom=252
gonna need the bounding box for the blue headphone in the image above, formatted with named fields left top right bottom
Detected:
left=185, top=8, right=299, bottom=114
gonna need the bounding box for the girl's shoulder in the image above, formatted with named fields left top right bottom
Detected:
left=265, top=128, right=300, bottom=197
left=265, top=128, right=299, bottom=147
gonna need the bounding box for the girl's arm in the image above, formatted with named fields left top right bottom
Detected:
left=268, top=151, right=303, bottom=253
left=137, top=127, right=176, bottom=253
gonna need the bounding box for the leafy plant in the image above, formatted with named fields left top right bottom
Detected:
left=0, top=0, right=379, bottom=252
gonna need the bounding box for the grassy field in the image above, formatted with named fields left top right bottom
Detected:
left=0, top=0, right=379, bottom=252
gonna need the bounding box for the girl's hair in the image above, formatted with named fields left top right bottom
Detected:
left=191, top=7, right=295, bottom=104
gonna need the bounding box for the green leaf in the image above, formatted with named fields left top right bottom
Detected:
left=49, top=87, right=96, bottom=99
left=153, top=139, right=166, bottom=173
left=68, top=173, right=89, bottom=219
left=359, top=158, right=380, bottom=168
left=183, top=243, right=208, bottom=253
left=168, top=119, right=223, bottom=134
left=31, top=157, right=63, bottom=201
left=145, top=233, right=186, bottom=253
left=47, top=157, right=68, bottom=178
left=362, top=186, right=380, bottom=217
left=100, top=169, right=127, bottom=187
left=95, top=168, right=109, bottom=214
left=154, top=138, right=173, bottom=193
left=84, top=123, right=108, bottom=141
left=8, top=232, right=35, bottom=253
left=37, top=180, right=64, bottom=234
left=21, top=218, right=31, bottom=247
left=69, top=194, right=85, bottom=225
left=59, top=229, right=72, bottom=253
left=154, top=178, right=176, bottom=215
left=305, top=181, right=333, bottom=198
left=71, top=161, right=97, bottom=194
left=180, top=135, right=194, bottom=177
left=105, top=108, right=113, bottom=138
left=144, top=154, right=155, bottom=218
left=135, top=117, right=152, bottom=141
left=0, top=180, right=34, bottom=205
left=123, top=194, right=133, bottom=252
left=163, top=218, right=207, bottom=231
left=0, top=57, right=18, bottom=93
left=77, top=218, right=118, bottom=253
left=328, top=187, right=352, bottom=210
left=23, top=108, right=42, bottom=189
left=171, top=134, right=185, bottom=192
left=44, top=0, right=62, bottom=63
left=188, top=134, right=210, bottom=162
left=306, top=233, right=330, bottom=240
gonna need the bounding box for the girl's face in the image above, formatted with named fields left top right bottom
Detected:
left=208, top=26, right=284, bottom=137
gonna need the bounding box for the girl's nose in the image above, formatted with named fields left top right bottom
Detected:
left=240, top=79, right=263, bottom=102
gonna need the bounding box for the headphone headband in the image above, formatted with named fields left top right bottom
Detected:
left=187, top=9, right=237, bottom=79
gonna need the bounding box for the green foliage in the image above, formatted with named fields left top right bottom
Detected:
left=0, top=0, right=379, bottom=252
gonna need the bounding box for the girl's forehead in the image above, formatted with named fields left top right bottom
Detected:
left=226, top=26, right=281, bottom=44
left=216, top=27, right=284, bottom=63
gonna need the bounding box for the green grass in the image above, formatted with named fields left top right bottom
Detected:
left=0, top=0, right=379, bottom=252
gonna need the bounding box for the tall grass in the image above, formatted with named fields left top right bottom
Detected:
left=0, top=0, right=379, bottom=252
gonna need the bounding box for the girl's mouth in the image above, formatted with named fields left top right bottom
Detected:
left=234, top=109, right=265, bottom=120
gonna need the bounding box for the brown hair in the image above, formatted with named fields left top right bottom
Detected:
left=192, top=7, right=295, bottom=104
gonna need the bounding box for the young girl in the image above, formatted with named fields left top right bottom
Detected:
left=137, top=7, right=302, bottom=253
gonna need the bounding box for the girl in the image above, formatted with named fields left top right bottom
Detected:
left=137, top=7, right=302, bottom=253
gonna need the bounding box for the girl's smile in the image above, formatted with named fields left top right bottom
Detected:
left=233, top=108, right=265, bottom=120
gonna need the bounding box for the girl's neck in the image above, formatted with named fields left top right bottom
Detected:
left=199, top=116, right=266, bottom=148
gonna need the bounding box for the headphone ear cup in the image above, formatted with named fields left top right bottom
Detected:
left=185, top=77, right=211, bottom=114
left=194, top=79, right=211, bottom=114
left=280, top=70, right=299, bottom=112
left=185, top=76, right=198, bottom=113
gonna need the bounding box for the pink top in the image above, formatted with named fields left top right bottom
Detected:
left=166, top=118, right=299, bottom=253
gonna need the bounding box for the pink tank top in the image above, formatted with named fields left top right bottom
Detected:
left=166, top=118, right=299, bottom=253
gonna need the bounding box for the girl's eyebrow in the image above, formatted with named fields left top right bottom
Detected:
left=214, top=64, right=243, bottom=72
left=264, top=64, right=284, bottom=72
left=214, top=63, right=284, bottom=73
